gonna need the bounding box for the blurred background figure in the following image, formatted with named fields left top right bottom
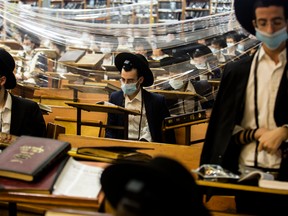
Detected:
left=190, top=48, right=221, bottom=80
left=116, top=36, right=133, bottom=52
left=210, top=37, right=231, bottom=64
left=224, top=33, right=242, bottom=58
left=132, top=37, right=152, bottom=60
left=99, top=36, right=118, bottom=67
left=100, top=156, right=211, bottom=216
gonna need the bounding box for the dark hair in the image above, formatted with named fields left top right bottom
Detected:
left=24, top=33, right=40, bottom=48
left=253, top=0, right=288, bottom=19
left=226, top=34, right=238, bottom=42
left=211, top=37, right=227, bottom=48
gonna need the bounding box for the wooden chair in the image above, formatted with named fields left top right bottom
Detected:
left=46, top=122, right=66, bottom=139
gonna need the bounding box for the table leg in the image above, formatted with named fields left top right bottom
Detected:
left=76, top=108, right=82, bottom=135
left=123, top=114, right=129, bottom=139
left=73, top=89, right=78, bottom=102
left=8, top=202, right=17, bottom=216
left=185, top=126, right=191, bottom=145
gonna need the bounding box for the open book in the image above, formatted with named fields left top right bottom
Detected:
left=52, top=157, right=105, bottom=198
left=96, top=101, right=117, bottom=107
left=238, top=170, right=274, bottom=185
left=258, top=179, right=288, bottom=190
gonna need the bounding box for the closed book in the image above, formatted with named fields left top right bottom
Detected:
left=0, top=156, right=69, bottom=194
left=0, top=135, right=71, bottom=181
left=69, top=146, right=153, bottom=163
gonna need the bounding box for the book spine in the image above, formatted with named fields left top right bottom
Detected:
left=34, top=143, right=71, bottom=182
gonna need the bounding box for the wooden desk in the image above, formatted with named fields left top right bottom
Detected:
left=148, top=89, right=205, bottom=100
left=163, top=118, right=209, bottom=145
left=0, top=191, right=103, bottom=216
left=197, top=180, right=288, bottom=196
left=57, top=134, right=203, bottom=170
left=65, top=102, right=140, bottom=139
left=11, top=82, right=39, bottom=99
left=64, top=83, right=120, bottom=102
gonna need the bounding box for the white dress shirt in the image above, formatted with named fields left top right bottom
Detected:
left=125, top=89, right=152, bottom=141
left=238, top=47, right=286, bottom=169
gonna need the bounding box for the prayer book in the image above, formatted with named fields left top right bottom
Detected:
left=0, top=156, right=68, bottom=194
left=0, top=136, right=71, bottom=181
left=52, top=157, right=106, bottom=198
left=68, top=146, right=153, bottom=163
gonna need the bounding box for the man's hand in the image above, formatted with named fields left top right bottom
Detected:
left=257, top=127, right=288, bottom=154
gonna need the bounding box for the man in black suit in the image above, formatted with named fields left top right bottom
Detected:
left=200, top=0, right=288, bottom=214
left=0, top=48, right=46, bottom=137
left=105, top=52, right=176, bottom=144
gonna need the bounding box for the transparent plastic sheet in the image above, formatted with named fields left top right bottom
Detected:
left=192, top=164, right=240, bottom=182
left=0, top=1, right=241, bottom=48
left=0, top=1, right=259, bottom=113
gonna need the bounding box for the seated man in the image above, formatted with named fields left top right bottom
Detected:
left=100, top=156, right=211, bottom=216
left=105, top=52, right=176, bottom=144
left=0, top=48, right=46, bottom=137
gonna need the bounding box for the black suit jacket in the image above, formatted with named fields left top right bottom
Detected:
left=105, top=89, right=176, bottom=144
left=200, top=52, right=288, bottom=177
left=10, top=94, right=47, bottom=137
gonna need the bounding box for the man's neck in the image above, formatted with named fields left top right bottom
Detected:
left=263, top=42, right=286, bottom=64
left=0, top=90, right=7, bottom=109
left=127, top=88, right=141, bottom=100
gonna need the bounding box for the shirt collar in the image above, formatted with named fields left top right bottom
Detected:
left=258, top=46, right=287, bottom=64
left=125, top=88, right=142, bottom=103
left=1, top=92, right=12, bottom=112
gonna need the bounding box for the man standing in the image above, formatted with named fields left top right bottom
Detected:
left=200, top=0, right=288, bottom=214
left=105, top=52, right=176, bottom=144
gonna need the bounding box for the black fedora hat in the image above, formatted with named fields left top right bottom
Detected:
left=115, top=52, right=154, bottom=87
left=235, top=0, right=288, bottom=35
left=0, top=49, right=16, bottom=89
left=100, top=156, right=210, bottom=216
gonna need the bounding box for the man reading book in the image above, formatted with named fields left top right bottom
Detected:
left=105, top=52, right=175, bottom=144
left=0, top=48, right=46, bottom=137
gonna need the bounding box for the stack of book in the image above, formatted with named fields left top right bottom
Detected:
left=0, top=136, right=71, bottom=194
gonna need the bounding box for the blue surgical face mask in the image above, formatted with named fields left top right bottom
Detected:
left=121, top=81, right=138, bottom=96
left=237, top=44, right=245, bottom=52
left=255, top=27, right=288, bottom=50
left=226, top=42, right=235, bottom=48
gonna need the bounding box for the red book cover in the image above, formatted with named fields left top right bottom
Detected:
left=0, top=156, right=69, bottom=194
left=0, top=136, right=71, bottom=181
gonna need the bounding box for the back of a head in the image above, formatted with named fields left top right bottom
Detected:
left=101, top=156, right=211, bottom=216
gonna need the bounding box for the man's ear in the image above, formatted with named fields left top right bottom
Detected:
left=0, top=76, right=6, bottom=86
left=138, top=76, right=144, bottom=85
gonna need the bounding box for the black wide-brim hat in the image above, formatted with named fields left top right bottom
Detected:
left=235, top=0, right=288, bottom=35
left=0, top=48, right=16, bottom=89
left=115, top=52, right=154, bottom=87
left=100, top=156, right=209, bottom=215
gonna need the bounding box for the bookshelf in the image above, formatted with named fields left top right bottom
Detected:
left=210, top=0, right=233, bottom=14
left=157, top=0, right=212, bottom=22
